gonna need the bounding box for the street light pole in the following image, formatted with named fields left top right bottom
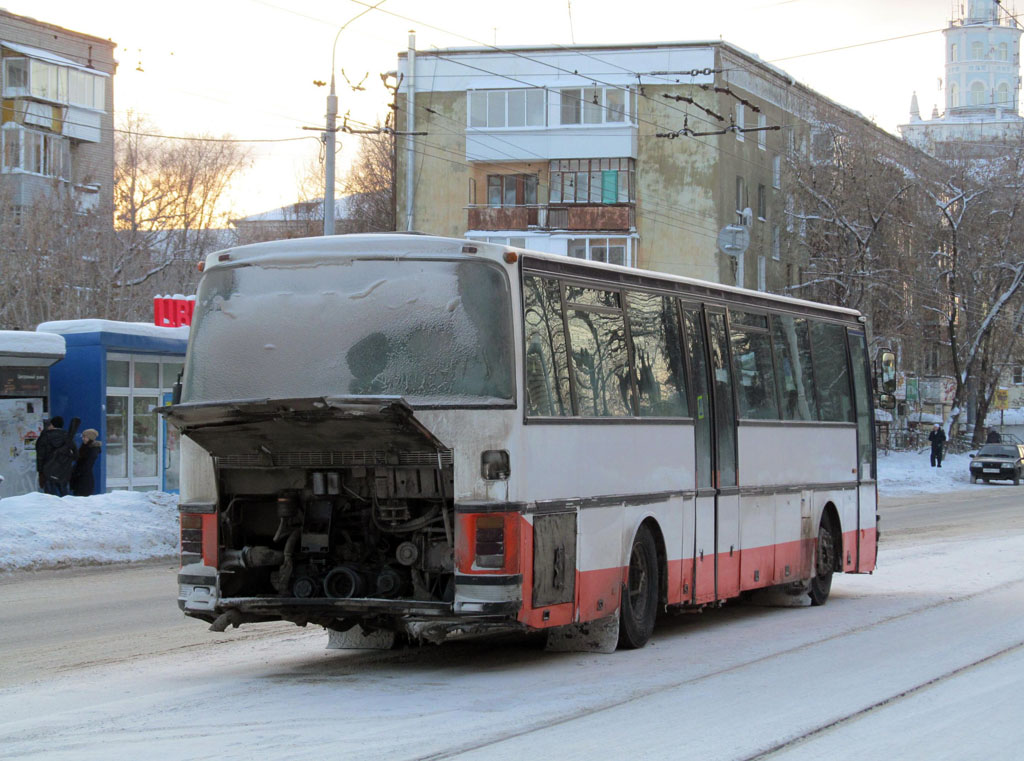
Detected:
left=324, top=76, right=338, bottom=236
left=322, top=1, right=386, bottom=236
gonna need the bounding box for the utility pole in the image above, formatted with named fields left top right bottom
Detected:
left=319, top=1, right=387, bottom=236
left=324, top=76, right=338, bottom=236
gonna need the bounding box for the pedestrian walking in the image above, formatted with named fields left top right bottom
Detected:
left=71, top=428, right=102, bottom=497
left=929, top=423, right=947, bottom=468
left=36, top=416, right=77, bottom=496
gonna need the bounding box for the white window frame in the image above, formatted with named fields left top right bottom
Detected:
left=772, top=154, right=782, bottom=189
left=564, top=236, right=634, bottom=267
left=468, top=88, right=546, bottom=130
left=735, top=103, right=745, bottom=141
left=772, top=225, right=781, bottom=261
left=557, top=86, right=634, bottom=126
left=757, top=255, right=766, bottom=292
left=0, top=124, right=70, bottom=180
left=757, top=113, right=767, bottom=150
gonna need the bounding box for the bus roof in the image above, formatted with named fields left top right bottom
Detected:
left=202, top=233, right=862, bottom=321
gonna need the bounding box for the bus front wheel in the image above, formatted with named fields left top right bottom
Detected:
left=809, top=517, right=836, bottom=606
left=618, top=525, right=659, bottom=649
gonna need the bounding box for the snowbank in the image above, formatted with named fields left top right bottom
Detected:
left=876, top=450, right=973, bottom=496
left=0, top=490, right=178, bottom=571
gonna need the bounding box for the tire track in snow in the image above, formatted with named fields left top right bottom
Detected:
left=408, top=576, right=1024, bottom=761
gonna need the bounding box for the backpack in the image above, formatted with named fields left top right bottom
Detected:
left=42, top=418, right=80, bottom=484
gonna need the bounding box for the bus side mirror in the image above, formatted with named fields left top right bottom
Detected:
left=878, top=350, right=897, bottom=394
left=172, top=371, right=183, bottom=405
left=878, top=393, right=896, bottom=411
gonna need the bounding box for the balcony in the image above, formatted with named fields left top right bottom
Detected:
left=467, top=204, right=634, bottom=233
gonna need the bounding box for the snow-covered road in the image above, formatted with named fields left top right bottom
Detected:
left=2, top=524, right=1022, bottom=760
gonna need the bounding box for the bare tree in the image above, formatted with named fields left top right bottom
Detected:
left=114, top=112, right=250, bottom=315
left=923, top=139, right=1024, bottom=443
left=787, top=111, right=933, bottom=365
left=342, top=126, right=395, bottom=233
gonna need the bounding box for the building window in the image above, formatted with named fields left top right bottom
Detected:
left=559, top=87, right=630, bottom=125
left=1014, top=366, right=1024, bottom=385
left=971, top=41, right=984, bottom=59
left=999, top=42, right=1009, bottom=61
left=757, top=255, right=766, bottom=292
left=486, top=174, right=538, bottom=206
left=549, top=158, right=634, bottom=204
left=969, top=81, right=987, bottom=106
left=997, top=82, right=1011, bottom=107
left=951, top=43, right=958, bottom=62
left=757, top=113, right=767, bottom=149
left=757, top=184, right=767, bottom=221
left=735, top=175, right=747, bottom=214
left=1, top=124, right=70, bottom=180
left=772, top=154, right=782, bottom=189
left=951, top=82, right=960, bottom=108
left=469, top=89, right=545, bottom=129
left=1, top=56, right=105, bottom=110
left=772, top=225, right=781, bottom=260
left=567, top=237, right=632, bottom=267
left=735, top=103, right=745, bottom=141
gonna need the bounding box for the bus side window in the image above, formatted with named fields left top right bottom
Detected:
left=626, top=291, right=689, bottom=417
left=771, top=314, right=818, bottom=421
left=809, top=321, right=854, bottom=422
left=523, top=275, right=572, bottom=416
left=729, top=311, right=779, bottom=420
left=567, top=305, right=634, bottom=417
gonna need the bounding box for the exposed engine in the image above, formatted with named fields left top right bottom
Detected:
left=217, top=463, right=455, bottom=604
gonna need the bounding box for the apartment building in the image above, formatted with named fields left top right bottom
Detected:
left=395, top=40, right=917, bottom=292
left=0, top=9, right=116, bottom=213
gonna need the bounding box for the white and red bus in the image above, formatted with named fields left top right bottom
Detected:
left=168, top=234, right=877, bottom=651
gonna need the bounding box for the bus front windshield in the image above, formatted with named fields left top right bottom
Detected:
left=182, top=257, right=515, bottom=406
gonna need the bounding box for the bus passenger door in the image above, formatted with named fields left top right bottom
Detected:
left=684, top=308, right=740, bottom=602
left=706, top=310, right=740, bottom=600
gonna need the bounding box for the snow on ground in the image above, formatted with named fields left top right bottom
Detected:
left=876, top=449, right=974, bottom=496
left=0, top=490, right=177, bottom=572
left=0, top=447, right=988, bottom=572
left=986, top=407, right=1024, bottom=426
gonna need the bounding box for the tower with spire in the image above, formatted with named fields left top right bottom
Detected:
left=900, top=0, right=1024, bottom=155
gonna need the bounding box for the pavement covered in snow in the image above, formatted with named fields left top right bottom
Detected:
left=0, top=491, right=178, bottom=572
left=0, top=449, right=990, bottom=572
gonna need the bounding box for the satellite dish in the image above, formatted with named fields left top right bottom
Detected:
left=717, top=224, right=750, bottom=257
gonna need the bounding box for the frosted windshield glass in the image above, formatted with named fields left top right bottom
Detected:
left=183, top=258, right=514, bottom=405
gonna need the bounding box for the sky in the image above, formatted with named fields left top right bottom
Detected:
left=2, top=0, right=977, bottom=217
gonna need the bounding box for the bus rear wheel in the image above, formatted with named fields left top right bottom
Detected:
left=618, top=525, right=659, bottom=649
left=809, top=517, right=836, bottom=606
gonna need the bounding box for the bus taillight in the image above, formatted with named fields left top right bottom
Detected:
left=180, top=512, right=216, bottom=568
left=475, top=515, right=505, bottom=569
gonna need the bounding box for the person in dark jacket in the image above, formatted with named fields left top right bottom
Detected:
left=929, top=423, right=947, bottom=468
left=987, top=428, right=1002, bottom=444
left=36, top=416, right=75, bottom=496
left=71, top=428, right=102, bottom=497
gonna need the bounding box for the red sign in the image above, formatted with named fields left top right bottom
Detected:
left=154, top=296, right=195, bottom=327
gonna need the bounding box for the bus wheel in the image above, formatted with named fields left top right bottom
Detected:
left=618, top=525, right=659, bottom=649
left=809, top=518, right=836, bottom=607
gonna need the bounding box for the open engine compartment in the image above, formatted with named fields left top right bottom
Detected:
left=216, top=460, right=455, bottom=605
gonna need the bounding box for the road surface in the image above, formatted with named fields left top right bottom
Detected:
left=1, top=486, right=1022, bottom=759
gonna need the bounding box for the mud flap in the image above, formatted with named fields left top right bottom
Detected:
left=326, top=627, right=396, bottom=650
left=544, top=611, right=620, bottom=654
